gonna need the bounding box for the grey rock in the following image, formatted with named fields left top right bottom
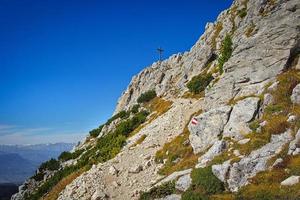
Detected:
left=287, top=115, right=297, bottom=123
left=223, top=97, right=260, bottom=140
left=281, top=176, right=300, bottom=186
left=227, top=130, right=292, bottom=192
left=288, top=129, right=300, bottom=155
left=128, top=164, right=143, bottom=174
left=196, top=140, right=227, bottom=168
left=156, top=194, right=181, bottom=200
left=237, top=138, right=250, bottom=145
left=189, top=106, right=232, bottom=153
left=155, top=169, right=192, bottom=187
left=91, top=189, right=107, bottom=200
left=175, top=174, right=192, bottom=192
left=291, top=84, right=300, bottom=104
left=212, top=160, right=231, bottom=182
left=108, top=165, right=118, bottom=176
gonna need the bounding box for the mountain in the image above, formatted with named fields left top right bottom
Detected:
left=0, top=143, right=73, bottom=200
left=0, top=152, right=36, bottom=184
left=0, top=143, right=75, bottom=167
left=12, top=0, right=300, bottom=200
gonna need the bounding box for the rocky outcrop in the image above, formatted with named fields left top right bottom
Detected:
left=12, top=0, right=300, bottom=199
left=196, top=140, right=227, bottom=168
left=226, top=130, right=292, bottom=192
left=188, top=106, right=231, bottom=154
left=223, top=97, right=260, bottom=140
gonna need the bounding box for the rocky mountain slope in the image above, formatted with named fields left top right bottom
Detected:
left=12, top=0, right=300, bottom=199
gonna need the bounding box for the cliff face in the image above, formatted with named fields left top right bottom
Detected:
left=13, top=0, right=300, bottom=199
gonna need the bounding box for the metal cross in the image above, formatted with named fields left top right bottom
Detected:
left=157, top=47, right=164, bottom=62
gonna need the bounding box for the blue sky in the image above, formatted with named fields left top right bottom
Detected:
left=0, top=0, right=233, bottom=145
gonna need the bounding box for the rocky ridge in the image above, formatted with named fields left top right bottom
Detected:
left=12, top=0, right=300, bottom=199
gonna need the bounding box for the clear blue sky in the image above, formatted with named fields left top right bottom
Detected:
left=0, top=0, right=233, bottom=145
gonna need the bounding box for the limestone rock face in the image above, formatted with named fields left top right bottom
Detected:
left=188, top=106, right=232, bottom=154
left=223, top=97, right=260, bottom=140
left=196, top=140, right=227, bottom=168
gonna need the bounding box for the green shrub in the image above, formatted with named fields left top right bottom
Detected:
left=249, top=119, right=260, bottom=132
left=137, top=90, right=157, bottom=103
left=39, top=158, right=60, bottom=171
left=139, top=181, right=176, bottom=200
left=106, top=110, right=130, bottom=125
left=58, top=149, right=84, bottom=161
left=187, top=73, right=214, bottom=94
left=237, top=8, right=247, bottom=18
left=191, top=166, right=225, bottom=194
left=131, top=104, right=140, bottom=114
left=32, top=172, right=44, bottom=181
left=182, top=190, right=209, bottom=200
left=218, top=34, right=233, bottom=74
left=89, top=125, right=104, bottom=137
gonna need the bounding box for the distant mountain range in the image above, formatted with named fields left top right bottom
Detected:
left=0, top=143, right=74, bottom=184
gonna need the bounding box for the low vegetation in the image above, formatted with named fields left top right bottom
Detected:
left=137, top=90, right=157, bottom=103
left=237, top=7, right=247, bottom=18
left=182, top=167, right=225, bottom=199
left=139, top=181, right=176, bottom=200
left=187, top=73, right=213, bottom=94
left=218, top=34, right=233, bottom=74
left=89, top=124, right=104, bottom=137
left=39, top=158, right=60, bottom=171
left=58, top=149, right=84, bottom=161
left=236, top=154, right=300, bottom=200
left=191, top=167, right=225, bottom=194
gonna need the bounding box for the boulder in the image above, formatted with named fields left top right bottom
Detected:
left=237, top=138, right=250, bottom=145
left=189, top=106, right=232, bottom=153
left=223, top=97, right=260, bottom=140
left=196, top=140, right=227, bottom=168
left=281, top=176, right=300, bottom=186
left=291, top=84, right=300, bottom=104
left=128, top=164, right=143, bottom=174
left=108, top=165, right=118, bottom=176
left=175, top=174, right=192, bottom=192
left=155, top=169, right=192, bottom=187
left=288, top=129, right=300, bottom=155
left=156, top=194, right=181, bottom=200
left=212, top=160, right=231, bottom=182
left=91, top=189, right=107, bottom=200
